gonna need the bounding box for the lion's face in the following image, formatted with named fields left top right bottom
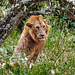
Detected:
left=26, top=15, right=50, bottom=41
left=32, top=20, right=46, bottom=40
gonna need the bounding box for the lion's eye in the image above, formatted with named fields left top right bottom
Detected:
left=43, top=26, right=45, bottom=28
left=36, top=26, right=39, bottom=30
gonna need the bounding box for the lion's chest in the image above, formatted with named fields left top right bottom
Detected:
left=24, top=34, right=45, bottom=55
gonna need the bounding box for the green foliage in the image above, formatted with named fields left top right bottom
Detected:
left=41, top=1, right=75, bottom=30
left=46, top=12, right=75, bottom=30
left=57, top=13, right=75, bottom=30
left=35, top=1, right=48, bottom=11
left=0, top=6, right=6, bottom=16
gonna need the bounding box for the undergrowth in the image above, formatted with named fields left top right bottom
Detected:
left=0, top=27, right=75, bottom=75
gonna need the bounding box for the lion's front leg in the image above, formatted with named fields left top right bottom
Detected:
left=31, top=54, right=38, bottom=62
left=28, top=53, right=38, bottom=63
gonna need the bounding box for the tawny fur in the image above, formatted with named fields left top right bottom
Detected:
left=14, top=15, right=50, bottom=62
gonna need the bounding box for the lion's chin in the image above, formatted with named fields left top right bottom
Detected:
left=38, top=37, right=45, bottom=40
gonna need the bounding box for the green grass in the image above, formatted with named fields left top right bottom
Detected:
left=0, top=28, right=75, bottom=75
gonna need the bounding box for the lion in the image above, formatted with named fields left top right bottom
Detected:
left=8, top=15, right=50, bottom=66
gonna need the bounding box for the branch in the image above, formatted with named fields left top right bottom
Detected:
left=55, top=7, right=75, bottom=20
left=0, top=0, right=47, bottom=46
left=30, top=7, right=75, bottom=20
left=52, top=47, right=65, bottom=65
left=29, top=9, right=52, bottom=15
left=52, top=30, right=65, bottom=65
left=62, top=0, right=75, bottom=7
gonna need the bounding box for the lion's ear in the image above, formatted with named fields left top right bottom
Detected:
left=44, top=18, right=48, bottom=24
left=26, top=23, right=33, bottom=28
left=46, top=25, right=51, bottom=35
left=39, top=15, right=42, bottom=17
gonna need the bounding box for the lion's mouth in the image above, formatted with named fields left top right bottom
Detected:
left=38, top=37, right=45, bottom=40
left=34, top=33, right=45, bottom=40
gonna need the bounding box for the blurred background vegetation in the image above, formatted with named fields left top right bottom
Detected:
left=0, top=0, right=75, bottom=75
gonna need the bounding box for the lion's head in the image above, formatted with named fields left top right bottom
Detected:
left=25, top=15, right=50, bottom=42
